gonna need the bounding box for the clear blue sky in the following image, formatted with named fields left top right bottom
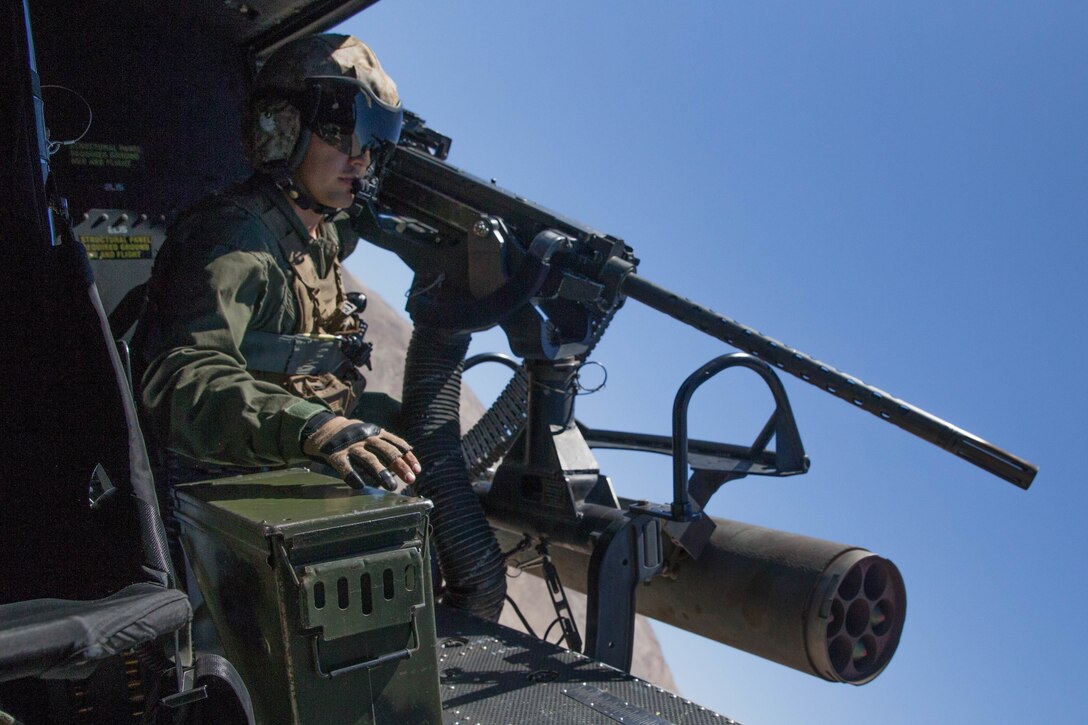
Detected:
left=340, top=2, right=1087, bottom=723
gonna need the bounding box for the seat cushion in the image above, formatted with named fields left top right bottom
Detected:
left=0, top=582, right=191, bottom=682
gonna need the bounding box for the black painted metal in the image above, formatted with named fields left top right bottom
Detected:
left=631, top=352, right=808, bottom=523
left=381, top=125, right=1035, bottom=489
left=618, top=269, right=1036, bottom=488
left=563, top=684, right=677, bottom=725
left=535, top=541, right=582, bottom=652
left=584, top=514, right=663, bottom=671
left=486, top=359, right=620, bottom=528
left=434, top=606, right=739, bottom=724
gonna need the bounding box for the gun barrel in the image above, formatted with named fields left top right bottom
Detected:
left=619, top=271, right=1036, bottom=489
left=379, top=143, right=1035, bottom=488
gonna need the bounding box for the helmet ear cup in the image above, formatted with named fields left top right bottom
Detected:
left=244, top=96, right=304, bottom=171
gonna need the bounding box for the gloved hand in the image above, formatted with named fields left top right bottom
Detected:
left=301, top=411, right=421, bottom=491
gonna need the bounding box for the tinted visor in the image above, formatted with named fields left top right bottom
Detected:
left=305, top=76, right=403, bottom=159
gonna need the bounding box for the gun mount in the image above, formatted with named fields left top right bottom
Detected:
left=363, top=114, right=1036, bottom=683
left=374, top=121, right=1036, bottom=490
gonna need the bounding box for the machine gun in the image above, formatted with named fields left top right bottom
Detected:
left=362, top=112, right=1037, bottom=685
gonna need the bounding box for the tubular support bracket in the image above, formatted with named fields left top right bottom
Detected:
left=629, top=352, right=808, bottom=523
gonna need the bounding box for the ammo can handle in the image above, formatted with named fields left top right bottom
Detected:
left=310, top=608, right=420, bottom=678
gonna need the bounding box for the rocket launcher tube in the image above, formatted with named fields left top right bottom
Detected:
left=497, top=517, right=907, bottom=685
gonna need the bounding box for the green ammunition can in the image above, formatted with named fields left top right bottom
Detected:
left=174, top=469, right=441, bottom=725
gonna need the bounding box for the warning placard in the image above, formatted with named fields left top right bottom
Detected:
left=69, top=143, right=142, bottom=169
left=81, top=234, right=152, bottom=260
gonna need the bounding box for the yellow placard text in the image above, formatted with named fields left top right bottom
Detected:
left=82, top=234, right=152, bottom=260
left=69, top=143, right=142, bottom=169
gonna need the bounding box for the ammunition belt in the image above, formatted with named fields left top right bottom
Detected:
left=461, top=366, right=529, bottom=479
left=460, top=299, right=622, bottom=479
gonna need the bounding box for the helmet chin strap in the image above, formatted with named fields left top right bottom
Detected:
left=270, top=126, right=345, bottom=219
left=274, top=173, right=344, bottom=219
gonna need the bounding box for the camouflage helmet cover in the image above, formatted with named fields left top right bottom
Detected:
left=243, top=34, right=400, bottom=170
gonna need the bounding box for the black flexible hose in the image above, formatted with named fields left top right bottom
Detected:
left=400, top=326, right=507, bottom=620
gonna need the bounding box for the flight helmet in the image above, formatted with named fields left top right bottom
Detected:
left=244, top=34, right=403, bottom=211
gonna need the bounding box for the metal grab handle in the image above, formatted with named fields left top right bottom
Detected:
left=310, top=608, right=420, bottom=679
left=630, top=353, right=806, bottom=522
left=464, top=352, right=520, bottom=372
left=670, top=350, right=809, bottom=515
left=672, top=353, right=805, bottom=520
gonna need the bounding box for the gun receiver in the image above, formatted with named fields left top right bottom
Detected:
left=370, top=115, right=1036, bottom=490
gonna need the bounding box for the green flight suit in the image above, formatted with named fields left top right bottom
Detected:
left=134, top=175, right=362, bottom=469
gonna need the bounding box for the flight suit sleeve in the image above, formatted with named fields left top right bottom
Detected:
left=140, top=214, right=326, bottom=466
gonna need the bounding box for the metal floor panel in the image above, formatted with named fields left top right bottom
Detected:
left=434, top=606, right=739, bottom=725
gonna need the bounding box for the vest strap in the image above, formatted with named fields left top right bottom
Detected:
left=240, top=331, right=352, bottom=376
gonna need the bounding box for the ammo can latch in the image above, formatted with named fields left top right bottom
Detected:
left=283, top=542, right=427, bottom=678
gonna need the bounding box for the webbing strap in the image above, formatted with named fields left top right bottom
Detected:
left=225, top=181, right=352, bottom=377
left=239, top=331, right=350, bottom=376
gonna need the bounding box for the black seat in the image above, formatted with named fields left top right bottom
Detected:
left=0, top=239, right=251, bottom=724
left=0, top=584, right=190, bottom=682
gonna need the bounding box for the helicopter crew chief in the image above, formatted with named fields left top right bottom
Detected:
left=132, top=34, right=420, bottom=493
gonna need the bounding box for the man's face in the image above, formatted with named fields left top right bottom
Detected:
left=293, top=134, right=371, bottom=210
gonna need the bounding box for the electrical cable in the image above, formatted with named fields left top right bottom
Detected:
left=41, top=85, right=92, bottom=156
